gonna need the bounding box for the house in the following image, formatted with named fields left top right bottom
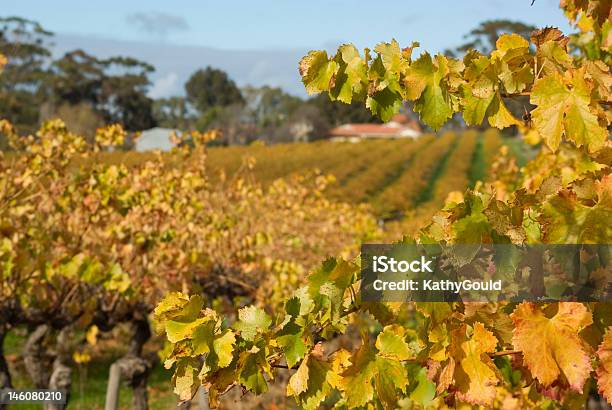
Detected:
left=134, top=127, right=177, bottom=151
left=327, top=113, right=422, bottom=142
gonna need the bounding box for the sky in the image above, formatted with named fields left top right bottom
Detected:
left=4, top=0, right=575, bottom=97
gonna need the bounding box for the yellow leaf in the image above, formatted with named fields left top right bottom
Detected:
left=597, top=327, right=612, bottom=405
left=511, top=302, right=593, bottom=392
left=450, top=322, right=499, bottom=406
left=287, top=355, right=309, bottom=397
left=86, top=325, right=99, bottom=346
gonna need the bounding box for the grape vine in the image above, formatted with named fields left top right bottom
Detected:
left=0, top=119, right=376, bottom=408
left=154, top=1, right=611, bottom=408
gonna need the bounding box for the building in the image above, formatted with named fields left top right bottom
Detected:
left=134, top=127, right=177, bottom=151
left=327, top=113, right=422, bottom=142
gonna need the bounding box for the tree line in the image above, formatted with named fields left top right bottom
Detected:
left=0, top=16, right=534, bottom=146
left=0, top=16, right=380, bottom=146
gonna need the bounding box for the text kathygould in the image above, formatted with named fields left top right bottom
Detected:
left=372, top=279, right=502, bottom=293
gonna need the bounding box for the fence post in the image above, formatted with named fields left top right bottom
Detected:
left=104, top=363, right=121, bottom=410
left=198, top=386, right=211, bottom=410
left=176, top=386, right=211, bottom=410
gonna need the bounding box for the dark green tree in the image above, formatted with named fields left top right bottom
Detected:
left=185, top=67, right=244, bottom=114
left=308, top=94, right=380, bottom=126
left=51, top=51, right=156, bottom=131
left=0, top=17, right=53, bottom=133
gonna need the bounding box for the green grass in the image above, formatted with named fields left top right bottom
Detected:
left=4, top=330, right=177, bottom=410
left=413, top=135, right=459, bottom=206
left=468, top=135, right=486, bottom=187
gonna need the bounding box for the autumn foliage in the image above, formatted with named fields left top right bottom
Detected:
left=154, top=1, right=611, bottom=408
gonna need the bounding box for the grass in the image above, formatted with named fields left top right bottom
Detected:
left=468, top=135, right=486, bottom=188
left=4, top=330, right=177, bottom=410
left=413, top=134, right=459, bottom=206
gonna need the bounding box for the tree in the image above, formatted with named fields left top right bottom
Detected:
left=272, top=104, right=329, bottom=142
left=0, top=17, right=53, bottom=133
left=51, top=51, right=156, bottom=131
left=308, top=93, right=380, bottom=126
left=185, top=67, right=244, bottom=114
left=152, top=97, right=193, bottom=130
left=40, top=102, right=104, bottom=141
left=242, top=85, right=302, bottom=129
left=446, top=19, right=536, bottom=56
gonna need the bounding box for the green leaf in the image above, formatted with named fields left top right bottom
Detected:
left=409, top=366, right=436, bottom=407
left=541, top=186, right=612, bottom=243
left=330, top=44, right=367, bottom=103
left=340, top=344, right=377, bottom=407
left=277, top=321, right=308, bottom=369
left=299, top=50, right=338, bottom=95
left=462, top=83, right=495, bottom=126
left=365, top=88, right=403, bottom=122
left=239, top=350, right=269, bottom=394
left=404, top=53, right=455, bottom=130
left=287, top=352, right=344, bottom=410
left=374, top=39, right=408, bottom=73
left=365, top=55, right=403, bottom=121
left=165, top=317, right=208, bottom=344
left=531, top=69, right=607, bottom=152
left=192, top=321, right=215, bottom=355
left=234, top=305, right=272, bottom=341
left=375, top=357, right=409, bottom=410
left=375, top=325, right=414, bottom=361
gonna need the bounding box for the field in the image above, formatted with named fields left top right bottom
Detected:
left=204, top=129, right=517, bottom=238
left=97, top=130, right=526, bottom=243
left=1, top=129, right=524, bottom=409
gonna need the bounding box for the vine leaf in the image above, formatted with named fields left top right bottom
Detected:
left=287, top=353, right=340, bottom=410
left=375, top=324, right=415, bottom=360
left=403, top=53, right=457, bottom=130
left=277, top=321, right=308, bottom=368
left=511, top=302, right=593, bottom=392
left=450, top=322, right=500, bottom=406
left=234, top=305, right=272, bottom=341
left=339, top=334, right=409, bottom=409
left=541, top=182, right=612, bottom=243
left=299, top=50, right=338, bottom=95
left=530, top=69, right=607, bottom=152
left=173, top=358, right=201, bottom=401
left=597, top=327, right=612, bottom=405
left=213, top=330, right=236, bottom=368
left=330, top=44, right=367, bottom=103
left=238, top=346, right=270, bottom=394
left=287, top=355, right=310, bottom=397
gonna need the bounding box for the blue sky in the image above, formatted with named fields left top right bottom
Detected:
left=4, top=1, right=575, bottom=97
left=6, top=0, right=572, bottom=50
